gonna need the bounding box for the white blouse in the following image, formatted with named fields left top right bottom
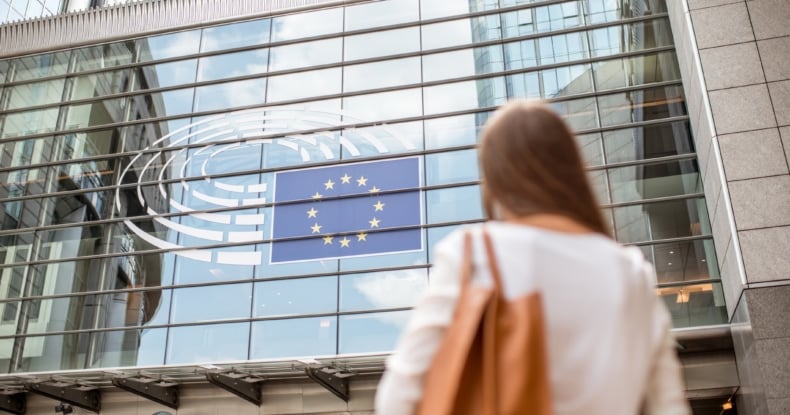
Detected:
left=375, top=223, right=690, bottom=415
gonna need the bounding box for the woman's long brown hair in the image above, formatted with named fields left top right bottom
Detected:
left=479, top=100, right=611, bottom=237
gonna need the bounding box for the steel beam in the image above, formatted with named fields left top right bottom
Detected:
left=112, top=376, right=179, bottom=409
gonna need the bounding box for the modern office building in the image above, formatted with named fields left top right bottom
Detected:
left=0, top=0, right=787, bottom=414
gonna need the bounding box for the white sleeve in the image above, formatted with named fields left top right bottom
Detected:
left=374, top=231, right=464, bottom=415
left=641, top=263, right=692, bottom=415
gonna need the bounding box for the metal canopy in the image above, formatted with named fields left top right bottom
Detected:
left=111, top=375, right=179, bottom=409
left=25, top=380, right=100, bottom=413
left=0, top=390, right=25, bottom=415
left=304, top=365, right=355, bottom=402
left=205, top=371, right=264, bottom=406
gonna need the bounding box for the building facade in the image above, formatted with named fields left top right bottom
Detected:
left=0, top=0, right=786, bottom=414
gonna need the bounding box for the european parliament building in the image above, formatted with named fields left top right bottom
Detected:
left=0, top=0, right=787, bottom=414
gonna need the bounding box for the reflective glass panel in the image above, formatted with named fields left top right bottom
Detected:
left=72, top=41, right=135, bottom=72
left=0, top=108, right=59, bottom=138
left=593, top=51, right=681, bottom=92
left=424, top=112, right=492, bottom=150
left=613, top=197, right=710, bottom=243
left=344, top=27, right=420, bottom=61
left=137, top=29, right=202, bottom=62
left=343, top=88, right=422, bottom=122
left=608, top=159, right=701, bottom=203
left=641, top=238, right=719, bottom=284
left=64, top=98, right=127, bottom=129
left=603, top=122, right=694, bottom=164
left=197, top=48, right=268, bottom=82
left=200, top=19, right=271, bottom=52
left=343, top=57, right=421, bottom=93
left=423, top=45, right=504, bottom=82
left=13, top=332, right=89, bottom=372
left=537, top=31, right=589, bottom=65
left=166, top=322, right=250, bottom=364
left=340, top=121, right=423, bottom=159
left=267, top=68, right=339, bottom=102
left=549, top=97, right=598, bottom=131
left=542, top=64, right=594, bottom=98
left=426, top=149, right=479, bottom=186
left=70, top=69, right=131, bottom=100
left=9, top=51, right=69, bottom=82
left=250, top=316, right=336, bottom=359
left=504, top=39, right=538, bottom=70
left=271, top=7, right=343, bottom=42
left=658, top=282, right=727, bottom=328
left=588, top=19, right=673, bottom=58
left=339, top=310, right=410, bottom=354
left=339, top=268, right=427, bottom=312
left=134, top=59, right=198, bottom=90
left=269, top=38, right=342, bottom=72
left=193, top=77, right=267, bottom=112
left=421, top=0, right=498, bottom=20
left=345, top=0, right=419, bottom=30
left=89, top=328, right=167, bottom=368
left=253, top=276, right=337, bottom=317
left=421, top=15, right=502, bottom=50
left=424, top=77, right=506, bottom=115
left=576, top=132, right=603, bottom=167
left=426, top=185, right=484, bottom=224
left=4, top=78, right=64, bottom=109
left=598, top=86, right=686, bottom=127
left=171, top=283, right=252, bottom=324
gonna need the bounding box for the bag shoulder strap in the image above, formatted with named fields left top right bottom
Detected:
left=481, top=229, right=504, bottom=294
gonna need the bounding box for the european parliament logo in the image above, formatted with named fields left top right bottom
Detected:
left=270, top=157, right=422, bottom=263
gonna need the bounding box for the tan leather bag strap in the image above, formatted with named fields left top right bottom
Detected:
left=482, top=229, right=503, bottom=414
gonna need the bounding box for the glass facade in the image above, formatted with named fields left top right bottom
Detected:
left=0, top=0, right=726, bottom=373
left=0, top=0, right=63, bottom=23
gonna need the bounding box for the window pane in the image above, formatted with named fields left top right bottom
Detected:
left=9, top=51, right=70, bottom=82
left=344, top=27, right=420, bottom=61
left=424, top=77, right=506, bottom=115
left=421, top=0, right=498, bottom=20
left=14, top=333, right=89, bottom=372
left=343, top=57, right=421, bottom=93
left=537, top=31, right=589, bottom=65
left=641, top=239, right=719, bottom=285
left=345, top=0, right=419, bottom=30
left=90, top=328, right=167, bottom=368
left=426, top=185, right=484, bottom=224
left=4, top=78, right=64, bottom=110
left=197, top=48, right=268, bottom=82
left=70, top=69, right=131, bottom=100
left=128, top=87, right=194, bottom=120
left=426, top=149, right=479, bottom=186
left=64, top=98, right=126, bottom=129
left=339, top=269, right=427, bottom=312
left=658, top=282, right=727, bottom=328
left=423, top=45, right=504, bottom=82
left=603, top=122, right=694, bottom=164
left=267, top=68, right=339, bottom=102
left=250, top=317, right=336, bottom=359
left=72, top=41, right=134, bottom=72
left=137, top=29, right=202, bottom=62
left=549, top=97, right=598, bottom=131
left=339, top=310, right=410, bottom=354
left=504, top=39, right=538, bottom=70
left=340, top=121, right=423, bottom=159
left=271, top=7, right=342, bottom=42
left=200, top=19, right=271, bottom=52
left=593, top=51, right=681, bottom=91
left=577, top=132, right=603, bottom=167
left=613, top=197, right=710, bottom=243
left=608, top=159, right=701, bottom=203
left=134, top=59, right=198, bottom=90
left=194, top=78, right=267, bottom=112
left=424, top=112, right=492, bottom=150
left=343, top=88, right=423, bottom=122
left=171, top=283, right=252, bottom=324
left=166, top=322, right=250, bottom=364
left=421, top=16, right=501, bottom=50
left=598, top=86, right=686, bottom=127
left=506, top=71, right=540, bottom=99
left=541, top=64, right=593, bottom=98
left=254, top=276, right=337, bottom=317
left=269, top=38, right=342, bottom=72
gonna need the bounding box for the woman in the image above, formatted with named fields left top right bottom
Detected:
left=375, top=101, right=690, bottom=415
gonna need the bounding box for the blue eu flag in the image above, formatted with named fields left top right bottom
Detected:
left=270, top=157, right=422, bottom=263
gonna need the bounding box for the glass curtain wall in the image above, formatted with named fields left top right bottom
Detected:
left=0, top=0, right=726, bottom=373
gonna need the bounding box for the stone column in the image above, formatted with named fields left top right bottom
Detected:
left=667, top=1, right=790, bottom=414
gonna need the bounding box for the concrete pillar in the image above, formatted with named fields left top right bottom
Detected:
left=666, top=1, right=790, bottom=414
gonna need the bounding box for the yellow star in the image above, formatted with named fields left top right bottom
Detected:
left=311, top=223, right=322, bottom=234
left=324, top=179, right=335, bottom=190
left=373, top=201, right=385, bottom=211
left=369, top=186, right=380, bottom=193
left=340, top=174, right=351, bottom=184
left=356, top=176, right=368, bottom=186
left=357, top=232, right=367, bottom=242
left=339, top=237, right=351, bottom=248
left=323, top=235, right=334, bottom=245
left=369, top=217, right=380, bottom=228
left=307, top=207, right=318, bottom=218
left=311, top=192, right=322, bottom=199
